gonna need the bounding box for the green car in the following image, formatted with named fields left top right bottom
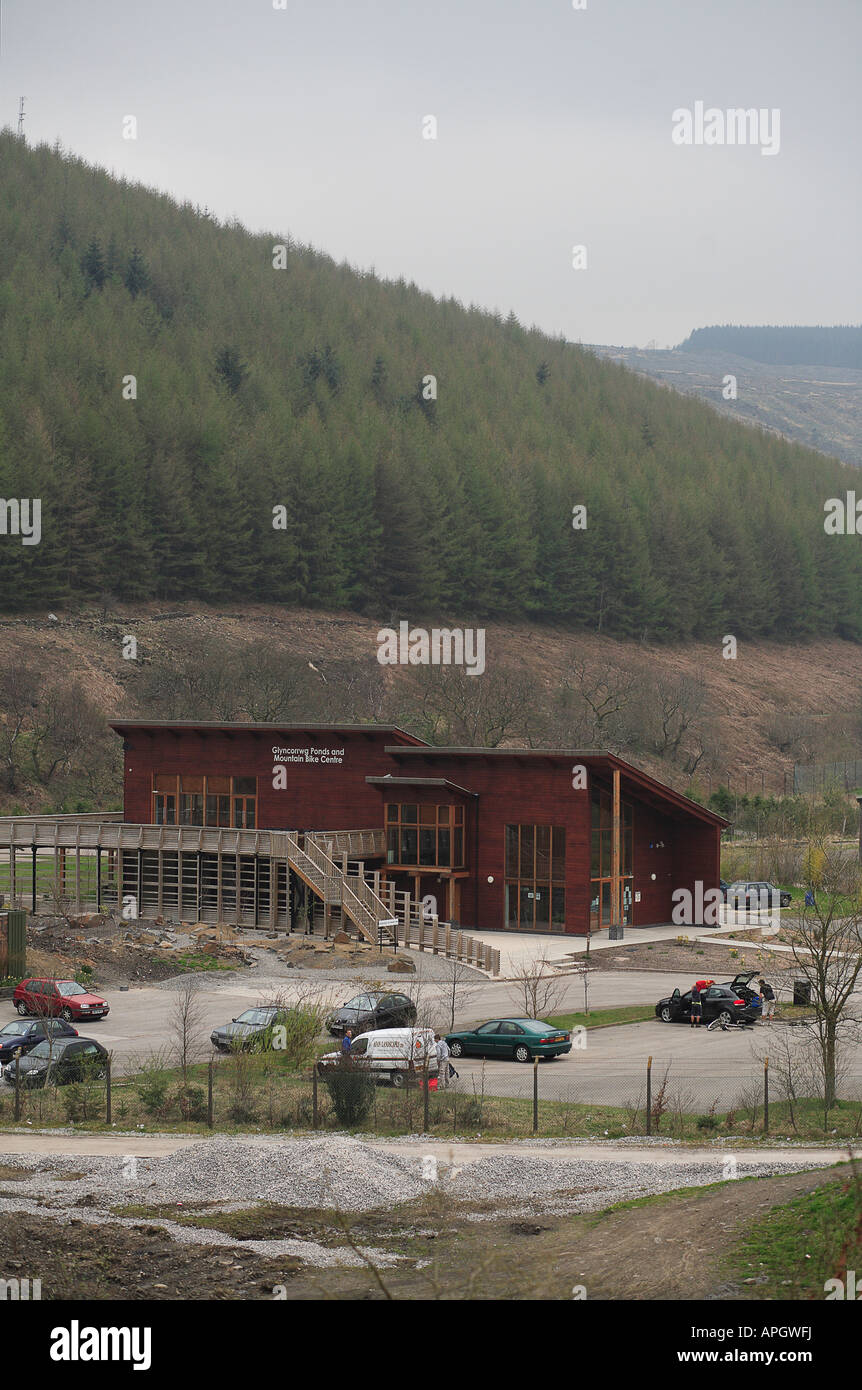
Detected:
left=445, top=1018, right=571, bottom=1064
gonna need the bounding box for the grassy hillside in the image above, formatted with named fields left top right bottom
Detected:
left=586, top=344, right=862, bottom=468
left=1, top=133, right=862, bottom=639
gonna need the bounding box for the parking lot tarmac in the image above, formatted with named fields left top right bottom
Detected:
left=0, top=964, right=689, bottom=1074
left=448, top=1017, right=796, bottom=1103
left=4, top=960, right=859, bottom=1105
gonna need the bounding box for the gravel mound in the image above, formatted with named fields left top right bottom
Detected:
left=445, top=1152, right=835, bottom=1211
left=0, top=1137, right=429, bottom=1212
left=0, top=1138, right=839, bottom=1220
left=152, top=1136, right=429, bottom=1209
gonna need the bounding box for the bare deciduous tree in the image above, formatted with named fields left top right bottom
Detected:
left=788, top=846, right=862, bottom=1110
left=0, top=664, right=41, bottom=791
left=415, top=662, right=539, bottom=747
left=234, top=641, right=314, bottom=722
left=170, top=978, right=207, bottom=1084
left=505, top=949, right=568, bottom=1019
left=434, top=956, right=484, bottom=1033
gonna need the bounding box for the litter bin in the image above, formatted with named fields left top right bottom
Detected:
left=793, top=979, right=812, bottom=1006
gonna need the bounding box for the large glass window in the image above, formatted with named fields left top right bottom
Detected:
left=152, top=775, right=257, bottom=828
left=590, top=788, right=634, bottom=928
left=386, top=803, right=465, bottom=868
left=153, top=774, right=177, bottom=825
left=504, top=824, right=566, bottom=932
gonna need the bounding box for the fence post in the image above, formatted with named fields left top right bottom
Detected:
left=312, top=1062, right=319, bottom=1131
left=431, top=915, right=439, bottom=955
left=532, top=1057, right=539, bottom=1134
left=763, top=1056, right=769, bottom=1134
left=646, top=1055, right=652, bottom=1136
left=423, top=1056, right=430, bottom=1134
left=13, top=1047, right=21, bottom=1123
left=207, top=1058, right=214, bottom=1129
left=105, top=1056, right=112, bottom=1125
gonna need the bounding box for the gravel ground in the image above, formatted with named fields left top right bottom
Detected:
left=153, top=946, right=482, bottom=992
left=0, top=1134, right=838, bottom=1215
left=0, top=1133, right=842, bottom=1271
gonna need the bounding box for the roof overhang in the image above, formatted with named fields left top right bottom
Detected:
left=111, top=721, right=427, bottom=745
left=365, top=775, right=477, bottom=798
left=382, top=746, right=728, bottom=828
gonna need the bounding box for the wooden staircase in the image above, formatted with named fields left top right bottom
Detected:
left=287, top=833, right=397, bottom=946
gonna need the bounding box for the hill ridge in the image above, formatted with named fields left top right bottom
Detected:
left=1, top=133, right=861, bottom=642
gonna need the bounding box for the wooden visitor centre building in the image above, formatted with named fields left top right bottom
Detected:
left=0, top=723, right=725, bottom=951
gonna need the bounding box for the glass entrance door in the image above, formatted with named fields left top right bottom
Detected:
left=589, top=878, right=633, bottom=930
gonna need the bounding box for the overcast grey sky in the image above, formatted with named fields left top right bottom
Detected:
left=2, top=0, right=859, bottom=345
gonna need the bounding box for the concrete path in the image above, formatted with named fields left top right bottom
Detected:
left=0, top=1128, right=853, bottom=1166
left=467, top=908, right=786, bottom=971
left=0, top=1131, right=203, bottom=1156
left=383, top=1138, right=856, bottom=1166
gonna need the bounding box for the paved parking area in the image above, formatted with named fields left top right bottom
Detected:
left=447, top=1019, right=787, bottom=1105
left=2, top=959, right=859, bottom=1107
left=0, top=962, right=689, bottom=1074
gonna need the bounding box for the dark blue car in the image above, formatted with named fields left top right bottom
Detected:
left=0, top=1016, right=78, bottom=1062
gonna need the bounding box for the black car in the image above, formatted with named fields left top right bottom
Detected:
left=722, top=970, right=762, bottom=1002
left=3, top=1036, right=108, bottom=1088
left=0, top=1017, right=78, bottom=1062
left=327, top=991, right=416, bottom=1037
left=727, top=880, right=792, bottom=910
left=655, top=982, right=761, bottom=1026
left=210, top=1006, right=292, bottom=1053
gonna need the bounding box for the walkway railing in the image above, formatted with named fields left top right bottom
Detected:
left=0, top=818, right=500, bottom=972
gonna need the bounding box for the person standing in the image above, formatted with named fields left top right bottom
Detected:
left=758, top=978, right=776, bottom=1024
left=434, top=1033, right=450, bottom=1088
left=690, top=982, right=703, bottom=1029
left=341, top=1028, right=353, bottom=1055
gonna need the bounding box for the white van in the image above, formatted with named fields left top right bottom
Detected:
left=319, top=1027, right=438, bottom=1088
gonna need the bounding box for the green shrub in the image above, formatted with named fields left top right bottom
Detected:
left=456, top=1097, right=486, bottom=1129
left=322, top=1060, right=376, bottom=1127
left=62, top=1083, right=86, bottom=1123
left=134, top=1059, right=171, bottom=1116
left=266, top=1003, right=327, bottom=1069
left=174, top=1085, right=207, bottom=1122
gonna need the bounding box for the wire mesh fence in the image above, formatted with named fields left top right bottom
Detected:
left=3, top=1052, right=862, bottom=1143
left=793, top=759, right=862, bottom=795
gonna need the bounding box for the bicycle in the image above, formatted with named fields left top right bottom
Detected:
left=706, top=1014, right=756, bottom=1032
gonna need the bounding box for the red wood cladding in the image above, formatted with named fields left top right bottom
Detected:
left=117, top=727, right=406, bottom=831
left=112, top=725, right=724, bottom=937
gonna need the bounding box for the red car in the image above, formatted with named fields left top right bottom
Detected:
left=13, top=978, right=109, bottom=1022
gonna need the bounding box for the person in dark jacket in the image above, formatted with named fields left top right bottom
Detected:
left=690, top=983, right=703, bottom=1028
left=341, top=1028, right=353, bottom=1054
left=758, top=978, right=776, bottom=1023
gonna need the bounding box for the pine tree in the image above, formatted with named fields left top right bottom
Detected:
left=80, top=238, right=106, bottom=292
left=214, top=345, right=248, bottom=395
left=124, top=247, right=150, bottom=298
